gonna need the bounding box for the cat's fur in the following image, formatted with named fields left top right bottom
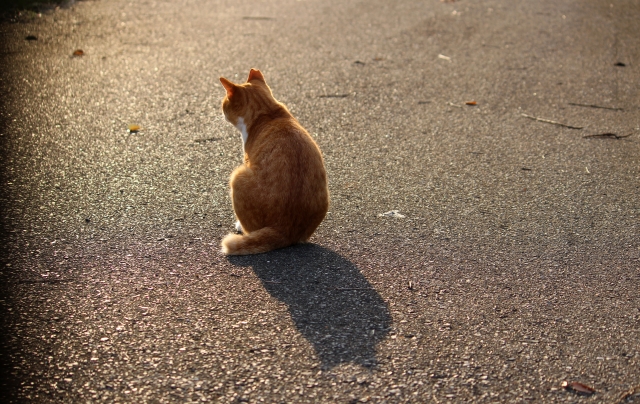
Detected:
left=219, top=69, right=329, bottom=255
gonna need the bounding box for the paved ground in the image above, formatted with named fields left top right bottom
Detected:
left=1, top=0, right=639, bottom=402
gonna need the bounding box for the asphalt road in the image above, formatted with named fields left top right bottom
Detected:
left=1, top=0, right=639, bottom=402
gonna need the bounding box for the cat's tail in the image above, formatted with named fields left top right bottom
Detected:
left=221, top=227, right=291, bottom=255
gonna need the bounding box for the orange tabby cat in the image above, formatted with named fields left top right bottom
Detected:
left=219, top=69, right=329, bottom=255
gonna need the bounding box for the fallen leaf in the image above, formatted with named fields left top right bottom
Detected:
left=562, top=381, right=595, bottom=396
left=438, top=54, right=451, bottom=61
left=465, top=100, right=477, bottom=105
left=127, top=124, right=141, bottom=133
left=72, top=49, right=84, bottom=57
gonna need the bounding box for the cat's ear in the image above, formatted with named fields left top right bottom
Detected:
left=220, top=77, right=237, bottom=98
left=247, top=69, right=266, bottom=83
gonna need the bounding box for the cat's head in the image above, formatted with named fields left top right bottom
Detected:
left=219, top=69, right=273, bottom=125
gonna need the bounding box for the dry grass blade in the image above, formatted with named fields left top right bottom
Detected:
left=520, top=113, right=583, bottom=129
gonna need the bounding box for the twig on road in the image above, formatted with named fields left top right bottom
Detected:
left=446, top=101, right=463, bottom=108
left=617, top=385, right=640, bottom=404
left=583, top=133, right=632, bottom=139
left=568, top=102, right=623, bottom=111
left=520, top=113, right=583, bottom=129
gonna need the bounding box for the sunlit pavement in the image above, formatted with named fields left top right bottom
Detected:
left=1, top=0, right=639, bottom=402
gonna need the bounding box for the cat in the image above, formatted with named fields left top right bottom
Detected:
left=219, top=69, right=329, bottom=255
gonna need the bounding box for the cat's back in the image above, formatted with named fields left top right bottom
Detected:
left=250, top=116, right=328, bottom=215
left=250, top=116, right=326, bottom=175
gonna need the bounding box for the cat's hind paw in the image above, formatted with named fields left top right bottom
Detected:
left=234, top=221, right=243, bottom=234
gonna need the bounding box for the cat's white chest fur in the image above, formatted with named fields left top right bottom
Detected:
left=235, top=117, right=248, bottom=148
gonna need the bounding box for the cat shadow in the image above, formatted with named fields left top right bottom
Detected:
left=227, top=244, right=391, bottom=369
